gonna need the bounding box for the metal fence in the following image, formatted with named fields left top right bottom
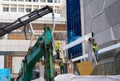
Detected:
left=92, top=58, right=120, bottom=75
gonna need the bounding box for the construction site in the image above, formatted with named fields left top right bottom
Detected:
left=0, top=0, right=120, bottom=81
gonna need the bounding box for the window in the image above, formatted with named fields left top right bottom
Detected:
left=11, top=0, right=17, bottom=1
left=40, top=0, right=46, bottom=2
left=33, top=0, right=38, bottom=2
left=3, top=4, right=9, bottom=12
left=54, top=32, right=66, bottom=40
left=26, top=5, right=31, bottom=12
left=3, top=7, right=9, bottom=12
left=54, top=0, right=60, bottom=3
left=18, top=0, right=24, bottom=1
left=4, top=0, right=9, bottom=1
left=47, top=0, right=52, bottom=3
left=18, top=5, right=24, bottom=12
left=18, top=8, right=24, bottom=12
left=26, top=0, right=31, bottom=2
left=33, top=5, right=39, bottom=10
left=26, top=8, right=31, bottom=12
left=11, top=5, right=17, bottom=12
left=55, top=9, right=60, bottom=14
left=11, top=8, right=16, bottom=12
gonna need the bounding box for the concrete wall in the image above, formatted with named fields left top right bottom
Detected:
left=82, top=0, right=120, bottom=46
left=0, top=40, right=35, bottom=52
left=81, top=0, right=120, bottom=60
left=0, top=55, right=4, bottom=68
left=12, top=56, right=24, bottom=73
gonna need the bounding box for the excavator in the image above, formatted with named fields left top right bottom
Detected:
left=18, top=26, right=54, bottom=81
left=0, top=5, right=55, bottom=81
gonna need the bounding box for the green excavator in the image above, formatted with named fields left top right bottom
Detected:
left=0, top=5, right=55, bottom=81
left=18, top=27, right=54, bottom=81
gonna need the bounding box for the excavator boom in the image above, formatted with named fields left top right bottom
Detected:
left=18, top=27, right=54, bottom=81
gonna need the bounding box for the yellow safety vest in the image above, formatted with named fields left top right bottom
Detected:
left=55, top=44, right=60, bottom=51
left=93, top=45, right=99, bottom=52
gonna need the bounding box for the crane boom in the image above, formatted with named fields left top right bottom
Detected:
left=0, top=5, right=53, bottom=36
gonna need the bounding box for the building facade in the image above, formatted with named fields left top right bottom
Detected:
left=81, top=0, right=120, bottom=62
left=0, top=0, right=62, bottom=22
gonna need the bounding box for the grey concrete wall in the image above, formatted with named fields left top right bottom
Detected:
left=82, top=0, right=120, bottom=47
left=81, top=0, right=120, bottom=60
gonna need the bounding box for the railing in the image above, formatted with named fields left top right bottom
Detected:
left=114, top=51, right=120, bottom=60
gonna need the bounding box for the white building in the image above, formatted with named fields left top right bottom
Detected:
left=0, top=0, right=66, bottom=23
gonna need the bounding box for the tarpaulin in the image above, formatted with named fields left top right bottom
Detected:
left=54, top=74, right=120, bottom=81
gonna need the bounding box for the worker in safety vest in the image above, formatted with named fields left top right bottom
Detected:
left=92, top=42, right=99, bottom=61
left=55, top=41, right=61, bottom=59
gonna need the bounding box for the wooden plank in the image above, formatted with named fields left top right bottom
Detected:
left=76, top=61, right=94, bottom=75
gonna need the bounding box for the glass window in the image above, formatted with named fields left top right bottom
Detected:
left=11, top=0, right=17, bottom=1
left=3, top=7, right=9, bottom=12
left=33, top=5, right=39, bottom=10
left=18, top=5, right=24, bottom=12
left=33, top=0, right=38, bottom=2
left=26, top=8, right=31, bottom=12
left=18, top=0, right=24, bottom=1
left=11, top=5, right=17, bottom=12
left=54, top=32, right=66, bottom=40
left=11, top=8, right=17, bottom=12
left=3, top=0, right=9, bottom=1
left=40, top=0, right=46, bottom=2
left=3, top=4, right=9, bottom=12
left=54, top=0, right=60, bottom=3
left=47, top=0, right=52, bottom=3
left=26, top=5, right=31, bottom=12
left=18, top=8, right=24, bottom=12
left=55, top=9, right=60, bottom=14
left=26, top=0, right=31, bottom=2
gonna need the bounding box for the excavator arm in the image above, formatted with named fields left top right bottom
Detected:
left=18, top=27, right=54, bottom=81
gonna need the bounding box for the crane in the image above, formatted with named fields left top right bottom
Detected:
left=0, top=5, right=55, bottom=81
left=0, top=5, right=53, bottom=36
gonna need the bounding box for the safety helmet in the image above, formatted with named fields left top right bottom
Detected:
left=57, top=41, right=61, bottom=44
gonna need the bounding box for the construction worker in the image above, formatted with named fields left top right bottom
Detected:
left=92, top=42, right=99, bottom=61
left=55, top=41, right=61, bottom=59
left=59, top=58, right=65, bottom=74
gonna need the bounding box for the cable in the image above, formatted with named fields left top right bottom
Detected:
left=52, top=13, right=56, bottom=56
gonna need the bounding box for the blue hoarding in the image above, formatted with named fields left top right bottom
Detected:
left=0, top=68, right=11, bottom=81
